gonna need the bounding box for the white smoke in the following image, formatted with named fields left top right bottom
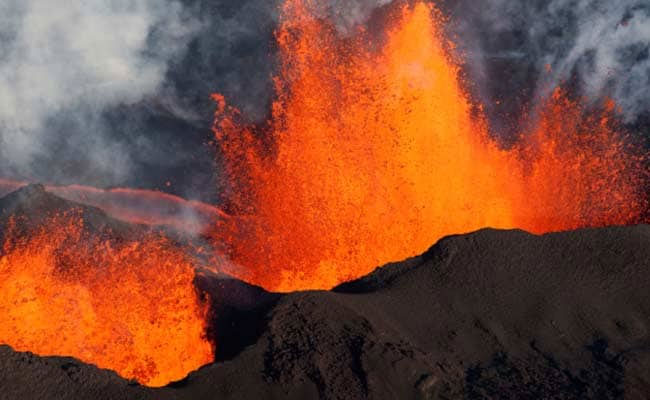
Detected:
left=0, top=0, right=198, bottom=180
left=283, top=0, right=393, bottom=33
left=324, top=0, right=394, bottom=32
left=447, top=0, right=650, bottom=123
left=542, top=2, right=650, bottom=122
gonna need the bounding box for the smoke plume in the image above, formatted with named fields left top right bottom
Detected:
left=443, top=0, right=650, bottom=127
left=0, top=0, right=198, bottom=185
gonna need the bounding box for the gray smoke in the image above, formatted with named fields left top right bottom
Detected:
left=310, top=0, right=394, bottom=33
left=164, top=0, right=391, bottom=123
left=543, top=1, right=650, bottom=122
left=444, top=0, right=650, bottom=125
left=0, top=0, right=198, bottom=184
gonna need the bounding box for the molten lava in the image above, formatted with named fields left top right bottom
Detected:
left=213, top=1, right=647, bottom=291
left=512, top=92, right=646, bottom=233
left=0, top=212, right=214, bottom=387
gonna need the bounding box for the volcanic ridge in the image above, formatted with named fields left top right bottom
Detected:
left=0, top=186, right=649, bottom=399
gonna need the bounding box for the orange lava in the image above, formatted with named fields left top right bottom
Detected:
left=213, top=1, right=647, bottom=291
left=513, top=93, right=646, bottom=233
left=0, top=212, right=214, bottom=387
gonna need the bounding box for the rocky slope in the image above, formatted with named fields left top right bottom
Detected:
left=0, top=186, right=649, bottom=399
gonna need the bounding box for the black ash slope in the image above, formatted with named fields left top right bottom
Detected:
left=0, top=187, right=649, bottom=399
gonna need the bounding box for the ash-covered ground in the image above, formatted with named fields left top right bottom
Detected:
left=0, top=186, right=649, bottom=399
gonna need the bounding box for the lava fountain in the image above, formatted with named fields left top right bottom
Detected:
left=213, top=1, right=647, bottom=291
left=0, top=211, right=214, bottom=387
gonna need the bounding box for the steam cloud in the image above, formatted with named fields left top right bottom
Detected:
left=541, top=1, right=649, bottom=122
left=445, top=0, right=650, bottom=125
left=309, top=0, right=394, bottom=33
left=0, top=0, right=198, bottom=184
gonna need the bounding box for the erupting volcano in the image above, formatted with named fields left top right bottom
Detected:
left=0, top=0, right=648, bottom=395
left=213, top=1, right=647, bottom=291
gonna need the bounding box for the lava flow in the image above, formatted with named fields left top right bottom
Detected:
left=0, top=212, right=214, bottom=387
left=213, top=1, right=647, bottom=291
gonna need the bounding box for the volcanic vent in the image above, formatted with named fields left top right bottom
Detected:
left=0, top=185, right=214, bottom=387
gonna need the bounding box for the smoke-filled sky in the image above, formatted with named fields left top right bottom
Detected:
left=0, top=1, right=200, bottom=185
left=444, top=0, right=650, bottom=138
left=0, top=0, right=647, bottom=202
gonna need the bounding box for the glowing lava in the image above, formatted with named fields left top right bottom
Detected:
left=0, top=212, right=214, bottom=387
left=512, top=92, right=646, bottom=233
left=213, top=1, right=646, bottom=291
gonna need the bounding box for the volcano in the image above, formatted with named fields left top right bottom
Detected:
left=1, top=0, right=649, bottom=398
left=1, top=186, right=649, bottom=399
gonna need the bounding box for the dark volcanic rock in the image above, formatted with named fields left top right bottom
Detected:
left=0, top=187, right=649, bottom=399
left=0, top=183, right=138, bottom=241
